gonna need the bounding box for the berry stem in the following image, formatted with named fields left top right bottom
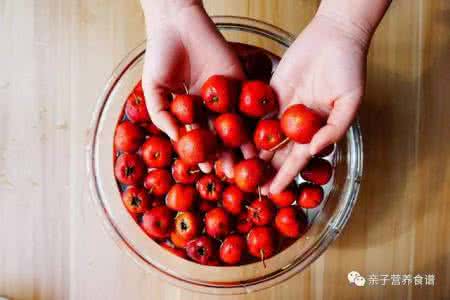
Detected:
left=260, top=249, right=266, bottom=268
left=269, top=137, right=290, bottom=152
left=182, top=82, right=189, bottom=95
left=258, top=186, right=262, bottom=201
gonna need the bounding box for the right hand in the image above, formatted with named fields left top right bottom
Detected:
left=261, top=14, right=367, bottom=194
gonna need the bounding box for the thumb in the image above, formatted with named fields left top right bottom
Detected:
left=310, top=91, right=361, bottom=155
left=142, top=82, right=180, bottom=141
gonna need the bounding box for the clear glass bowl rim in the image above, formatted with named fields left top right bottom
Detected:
left=86, top=15, right=363, bottom=295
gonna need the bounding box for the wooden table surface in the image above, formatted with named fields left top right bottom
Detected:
left=1, top=0, right=449, bottom=299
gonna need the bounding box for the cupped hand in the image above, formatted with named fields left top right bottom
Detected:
left=262, top=15, right=368, bottom=194
left=140, top=1, right=255, bottom=174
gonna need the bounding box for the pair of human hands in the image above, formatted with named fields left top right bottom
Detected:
left=141, top=1, right=366, bottom=195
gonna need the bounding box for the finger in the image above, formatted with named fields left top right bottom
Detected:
left=270, top=72, right=296, bottom=114
left=198, top=161, right=213, bottom=174
left=240, top=142, right=257, bottom=159
left=310, top=94, right=361, bottom=155
left=260, top=180, right=272, bottom=196
left=142, top=46, right=180, bottom=141
left=271, top=142, right=294, bottom=170
left=259, top=150, right=274, bottom=161
left=217, top=151, right=235, bottom=179
left=269, top=143, right=311, bottom=195
left=153, top=110, right=180, bottom=141
left=142, top=81, right=180, bottom=141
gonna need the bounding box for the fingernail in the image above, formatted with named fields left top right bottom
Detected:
left=198, top=162, right=212, bottom=174
left=170, top=131, right=179, bottom=142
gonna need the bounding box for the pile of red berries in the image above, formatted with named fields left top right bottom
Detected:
left=113, top=49, right=333, bottom=266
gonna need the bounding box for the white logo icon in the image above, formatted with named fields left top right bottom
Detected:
left=348, top=271, right=366, bottom=287
left=348, top=271, right=360, bottom=283
left=354, top=276, right=366, bottom=287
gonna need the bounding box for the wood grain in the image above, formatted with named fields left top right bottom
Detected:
left=0, top=0, right=449, bottom=299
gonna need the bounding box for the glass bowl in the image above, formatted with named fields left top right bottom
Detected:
left=87, top=16, right=363, bottom=295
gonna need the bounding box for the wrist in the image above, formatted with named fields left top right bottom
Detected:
left=154, top=0, right=202, bottom=10
left=313, top=11, right=372, bottom=51
left=316, top=0, right=390, bottom=50
left=141, top=0, right=203, bottom=22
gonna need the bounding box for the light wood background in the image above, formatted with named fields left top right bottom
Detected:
left=0, top=0, right=449, bottom=299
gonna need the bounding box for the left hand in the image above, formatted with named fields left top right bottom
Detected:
left=140, top=1, right=255, bottom=174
